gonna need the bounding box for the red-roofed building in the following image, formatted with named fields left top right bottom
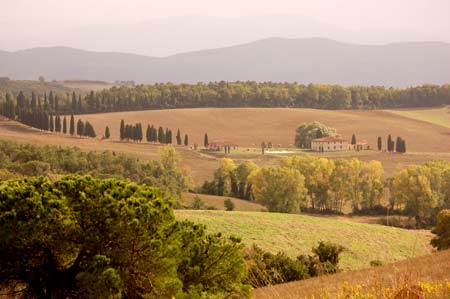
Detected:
left=207, top=140, right=239, bottom=151
left=311, top=136, right=348, bottom=152
left=349, top=140, right=371, bottom=151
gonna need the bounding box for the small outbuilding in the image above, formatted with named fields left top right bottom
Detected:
left=207, top=140, right=239, bottom=151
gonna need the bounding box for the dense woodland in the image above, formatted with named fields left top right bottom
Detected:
left=1, top=83, right=450, bottom=121
left=200, top=156, right=450, bottom=228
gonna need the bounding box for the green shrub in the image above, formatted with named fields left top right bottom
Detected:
left=224, top=198, right=235, bottom=211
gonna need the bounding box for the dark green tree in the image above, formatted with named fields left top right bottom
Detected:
left=0, top=176, right=250, bottom=299
left=69, top=114, right=75, bottom=136
left=351, top=134, right=356, bottom=145
left=377, top=136, right=382, bottom=151
left=184, top=134, right=189, bottom=146
left=49, top=114, right=54, bottom=132
left=62, top=116, right=67, bottom=134
left=120, top=120, right=125, bottom=141
left=104, top=126, right=110, bottom=139
left=77, top=119, right=85, bottom=137
left=204, top=133, right=209, bottom=147
left=176, top=129, right=182, bottom=145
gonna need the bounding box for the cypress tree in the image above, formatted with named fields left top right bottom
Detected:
left=146, top=125, right=151, bottom=142
left=70, top=114, right=75, bottom=136
left=63, top=116, right=67, bottom=134
left=54, top=95, right=59, bottom=113
left=31, top=92, right=37, bottom=111
left=351, top=134, right=356, bottom=145
left=158, top=126, right=165, bottom=143
left=84, top=121, right=96, bottom=138
left=77, top=95, right=83, bottom=113
left=137, top=123, right=143, bottom=142
left=77, top=119, right=84, bottom=137
left=387, top=134, right=393, bottom=152
left=176, top=129, right=182, bottom=145
left=49, top=114, right=54, bottom=132
left=104, top=126, right=110, bottom=139
left=204, top=133, right=209, bottom=147
left=377, top=136, right=382, bottom=151
left=152, top=126, right=157, bottom=142
left=120, top=120, right=125, bottom=141
left=395, top=137, right=401, bottom=152
left=55, top=114, right=61, bottom=132
left=49, top=91, right=54, bottom=111
left=184, top=134, right=189, bottom=146
left=72, top=92, right=77, bottom=112
left=165, top=128, right=170, bottom=144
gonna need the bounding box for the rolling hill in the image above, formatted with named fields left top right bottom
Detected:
left=175, top=210, right=432, bottom=270
left=77, top=108, right=450, bottom=153
left=1, top=38, right=450, bottom=86
left=253, top=249, right=450, bottom=298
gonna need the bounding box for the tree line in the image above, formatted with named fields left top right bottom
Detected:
left=2, top=83, right=450, bottom=120
left=119, top=120, right=190, bottom=146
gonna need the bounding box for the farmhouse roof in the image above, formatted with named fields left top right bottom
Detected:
left=357, top=140, right=369, bottom=145
left=312, top=136, right=348, bottom=143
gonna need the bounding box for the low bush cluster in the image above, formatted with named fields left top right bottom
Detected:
left=244, top=242, right=345, bottom=287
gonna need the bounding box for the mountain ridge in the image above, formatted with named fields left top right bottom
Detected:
left=1, top=38, right=449, bottom=86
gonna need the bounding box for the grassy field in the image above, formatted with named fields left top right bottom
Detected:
left=174, top=210, right=432, bottom=270
left=253, top=249, right=450, bottom=299
left=78, top=108, right=450, bottom=153
left=388, top=106, right=450, bottom=129
left=181, top=193, right=265, bottom=211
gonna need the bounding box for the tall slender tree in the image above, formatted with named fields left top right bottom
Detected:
left=49, top=114, right=54, bottom=132
left=176, top=129, right=182, bottom=145
left=69, top=114, right=75, bottom=136
left=204, top=133, right=209, bottom=148
left=377, top=136, right=382, bottom=151
left=63, top=116, right=67, bottom=134
left=76, top=119, right=84, bottom=137
left=120, top=120, right=125, bottom=141
left=104, top=126, right=110, bottom=139
left=184, top=134, right=189, bottom=146
left=351, top=134, right=356, bottom=145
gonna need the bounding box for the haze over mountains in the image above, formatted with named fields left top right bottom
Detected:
left=1, top=38, right=450, bottom=86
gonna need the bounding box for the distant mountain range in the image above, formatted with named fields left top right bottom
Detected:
left=1, top=38, right=450, bottom=86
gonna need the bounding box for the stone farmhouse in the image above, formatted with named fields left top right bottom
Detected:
left=311, top=136, right=349, bottom=152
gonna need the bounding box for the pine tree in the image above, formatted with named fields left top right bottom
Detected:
left=184, top=134, right=189, bottom=146
left=77, top=119, right=85, bottom=137
left=70, top=114, right=75, bottom=136
left=377, top=136, right=382, bottom=151
left=104, top=126, right=110, bottom=139
left=204, top=133, right=209, bottom=147
left=63, top=116, right=67, bottom=134
left=120, top=120, right=125, bottom=141
left=49, top=114, right=54, bottom=132
left=176, top=129, right=182, bottom=145
left=351, top=134, right=356, bottom=145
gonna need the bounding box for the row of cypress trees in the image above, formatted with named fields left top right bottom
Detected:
left=119, top=120, right=191, bottom=146
left=379, top=134, right=406, bottom=153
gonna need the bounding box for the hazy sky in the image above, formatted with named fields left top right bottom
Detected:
left=1, top=0, right=449, bottom=54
